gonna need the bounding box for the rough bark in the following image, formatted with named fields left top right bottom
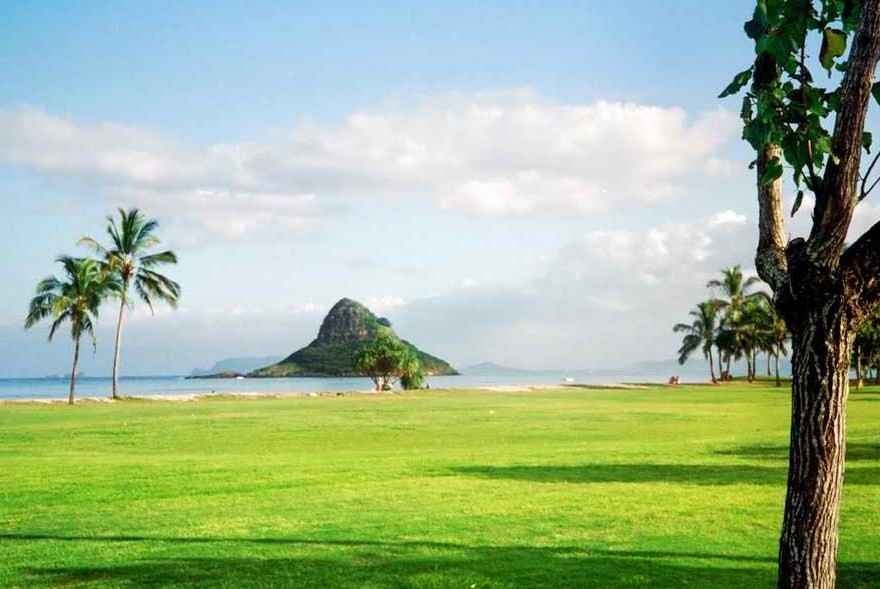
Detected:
left=111, top=295, right=126, bottom=400
left=777, top=298, right=854, bottom=588
left=68, top=337, right=80, bottom=406
left=756, top=144, right=788, bottom=291
left=748, top=5, right=880, bottom=587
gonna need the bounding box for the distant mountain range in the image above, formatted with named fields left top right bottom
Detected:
left=192, top=353, right=792, bottom=380
left=190, top=356, right=282, bottom=377
left=459, top=362, right=546, bottom=375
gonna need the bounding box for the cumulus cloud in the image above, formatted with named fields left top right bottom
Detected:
left=392, top=210, right=757, bottom=368
left=0, top=90, right=740, bottom=239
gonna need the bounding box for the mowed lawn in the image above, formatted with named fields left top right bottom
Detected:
left=1, top=383, right=879, bottom=588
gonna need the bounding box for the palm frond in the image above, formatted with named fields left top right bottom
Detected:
left=139, top=250, right=178, bottom=268
left=677, top=334, right=702, bottom=364
left=77, top=236, right=110, bottom=258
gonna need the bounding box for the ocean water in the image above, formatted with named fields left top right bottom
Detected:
left=0, top=370, right=692, bottom=401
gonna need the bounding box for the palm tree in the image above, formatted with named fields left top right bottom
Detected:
left=80, top=208, right=180, bottom=399
left=673, top=300, right=720, bottom=383
left=25, top=257, right=119, bottom=405
left=707, top=265, right=763, bottom=312
left=707, top=265, right=764, bottom=379
left=770, top=309, right=790, bottom=387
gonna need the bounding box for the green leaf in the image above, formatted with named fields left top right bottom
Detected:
left=741, top=96, right=753, bottom=120
left=763, top=156, right=783, bottom=185
left=872, top=82, right=880, bottom=106
left=719, top=68, right=754, bottom=98
left=791, top=190, right=805, bottom=217
left=820, top=28, right=847, bottom=71
left=864, top=132, right=873, bottom=154
left=744, top=0, right=769, bottom=39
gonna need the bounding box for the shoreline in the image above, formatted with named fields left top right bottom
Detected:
left=0, top=382, right=655, bottom=405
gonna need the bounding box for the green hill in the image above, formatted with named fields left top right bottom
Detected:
left=250, top=298, right=458, bottom=377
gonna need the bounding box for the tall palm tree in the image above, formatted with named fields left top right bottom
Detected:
left=25, top=257, right=119, bottom=405
left=673, top=300, right=720, bottom=383
left=707, top=265, right=763, bottom=313
left=708, top=265, right=764, bottom=379
left=80, top=208, right=180, bottom=399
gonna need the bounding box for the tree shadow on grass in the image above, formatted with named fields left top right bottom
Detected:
left=13, top=541, right=772, bottom=588
left=717, top=442, right=880, bottom=462
left=452, top=463, right=787, bottom=486
left=6, top=535, right=880, bottom=588
left=453, top=461, right=880, bottom=486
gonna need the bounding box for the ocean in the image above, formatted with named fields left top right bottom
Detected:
left=0, top=370, right=696, bottom=401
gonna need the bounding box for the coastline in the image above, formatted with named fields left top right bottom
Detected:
left=0, top=381, right=658, bottom=405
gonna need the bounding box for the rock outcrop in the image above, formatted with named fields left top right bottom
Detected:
left=250, top=298, right=458, bottom=377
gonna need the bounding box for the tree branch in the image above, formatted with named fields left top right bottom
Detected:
left=756, top=144, right=789, bottom=292
left=842, top=217, right=880, bottom=313
left=859, top=149, right=880, bottom=200
left=810, top=1, right=880, bottom=266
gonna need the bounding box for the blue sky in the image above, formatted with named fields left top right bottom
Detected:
left=2, top=0, right=848, bottom=377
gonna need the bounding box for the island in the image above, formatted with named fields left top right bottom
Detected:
left=197, top=298, right=458, bottom=378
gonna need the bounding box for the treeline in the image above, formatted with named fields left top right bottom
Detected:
left=24, top=208, right=179, bottom=404
left=673, top=266, right=788, bottom=385
left=676, top=265, right=880, bottom=388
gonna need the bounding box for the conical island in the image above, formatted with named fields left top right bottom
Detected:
left=249, top=298, right=458, bottom=377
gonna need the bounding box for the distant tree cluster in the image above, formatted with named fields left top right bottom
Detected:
left=673, top=266, right=789, bottom=385
left=853, top=310, right=880, bottom=388
left=25, top=208, right=179, bottom=404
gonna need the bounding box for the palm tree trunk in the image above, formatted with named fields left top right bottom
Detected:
left=708, top=351, right=717, bottom=383
left=767, top=352, right=772, bottom=377
left=746, top=347, right=753, bottom=382
left=69, top=337, right=80, bottom=405
left=855, top=347, right=863, bottom=390
left=777, top=303, right=852, bottom=588
left=775, top=352, right=781, bottom=388
left=111, top=294, right=126, bottom=399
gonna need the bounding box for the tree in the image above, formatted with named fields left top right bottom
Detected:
left=399, top=350, right=425, bottom=390
left=852, top=308, right=880, bottom=386
left=708, top=265, right=765, bottom=379
left=722, top=2, right=880, bottom=586
left=673, top=300, right=720, bottom=382
left=24, top=257, right=119, bottom=405
left=769, top=306, right=791, bottom=388
left=79, top=208, right=180, bottom=399
left=353, top=334, right=410, bottom=390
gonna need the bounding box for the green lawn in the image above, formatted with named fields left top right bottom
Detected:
left=1, top=383, right=879, bottom=588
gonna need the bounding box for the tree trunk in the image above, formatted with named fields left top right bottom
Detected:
left=708, top=350, right=717, bottom=383
left=775, top=352, right=781, bottom=388
left=69, top=337, right=80, bottom=406
left=767, top=352, right=772, bottom=377
left=746, top=347, right=754, bottom=382
left=111, top=295, right=126, bottom=400
left=777, top=302, right=853, bottom=589
left=854, top=347, right=863, bottom=390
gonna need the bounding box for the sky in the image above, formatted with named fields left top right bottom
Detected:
left=3, top=1, right=878, bottom=377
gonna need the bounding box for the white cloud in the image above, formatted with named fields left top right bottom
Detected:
left=0, top=91, right=740, bottom=239
left=392, top=210, right=757, bottom=368
left=365, top=295, right=406, bottom=314
left=708, top=209, right=747, bottom=228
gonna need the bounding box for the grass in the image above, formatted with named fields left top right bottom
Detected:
left=1, top=382, right=879, bottom=588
